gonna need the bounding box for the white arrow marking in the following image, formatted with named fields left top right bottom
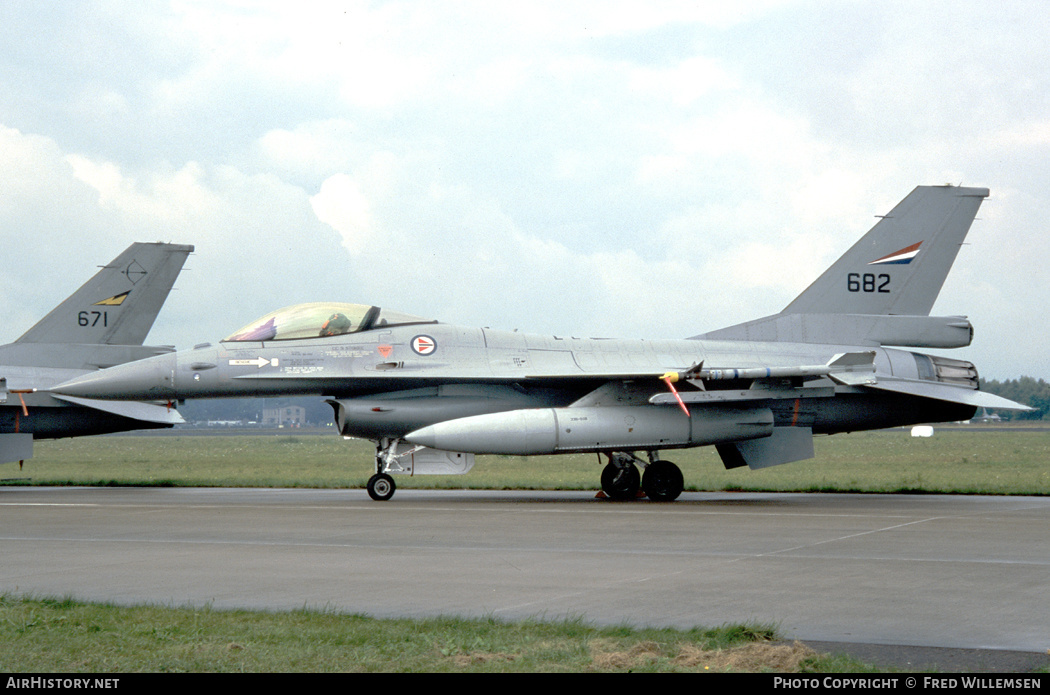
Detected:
left=228, top=357, right=278, bottom=368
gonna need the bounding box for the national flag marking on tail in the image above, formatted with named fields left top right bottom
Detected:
left=94, top=291, right=131, bottom=306
left=869, top=242, right=922, bottom=265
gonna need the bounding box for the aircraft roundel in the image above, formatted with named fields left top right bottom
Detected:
left=411, top=335, right=437, bottom=355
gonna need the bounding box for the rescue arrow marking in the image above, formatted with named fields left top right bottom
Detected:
left=228, top=357, right=279, bottom=368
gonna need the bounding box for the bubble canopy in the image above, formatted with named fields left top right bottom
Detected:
left=223, top=302, right=435, bottom=342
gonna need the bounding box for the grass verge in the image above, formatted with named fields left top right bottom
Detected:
left=0, top=595, right=869, bottom=673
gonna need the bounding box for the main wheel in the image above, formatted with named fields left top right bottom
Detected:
left=367, top=473, right=396, bottom=501
left=601, top=460, right=640, bottom=500
left=642, top=460, right=684, bottom=502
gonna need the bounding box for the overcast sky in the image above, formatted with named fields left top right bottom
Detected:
left=1, top=1, right=1046, bottom=380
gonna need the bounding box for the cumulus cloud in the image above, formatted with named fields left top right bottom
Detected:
left=311, top=173, right=374, bottom=253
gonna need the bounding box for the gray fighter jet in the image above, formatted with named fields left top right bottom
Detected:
left=52, top=186, right=1028, bottom=500
left=1, top=242, right=193, bottom=467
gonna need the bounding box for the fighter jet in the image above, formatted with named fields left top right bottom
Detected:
left=1, top=242, right=193, bottom=467
left=52, top=186, right=1028, bottom=500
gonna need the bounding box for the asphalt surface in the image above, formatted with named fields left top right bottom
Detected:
left=1, top=487, right=1047, bottom=672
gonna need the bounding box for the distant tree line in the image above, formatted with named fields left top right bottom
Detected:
left=176, top=397, right=335, bottom=427
left=980, top=377, right=1050, bottom=420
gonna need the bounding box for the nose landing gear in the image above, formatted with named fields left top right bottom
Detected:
left=367, top=437, right=410, bottom=501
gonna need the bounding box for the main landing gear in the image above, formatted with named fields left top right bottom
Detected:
left=600, top=452, right=684, bottom=502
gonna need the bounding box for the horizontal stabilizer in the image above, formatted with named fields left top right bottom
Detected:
left=51, top=394, right=185, bottom=424
left=863, top=378, right=1033, bottom=411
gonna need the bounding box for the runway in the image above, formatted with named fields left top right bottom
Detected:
left=1, top=487, right=1048, bottom=656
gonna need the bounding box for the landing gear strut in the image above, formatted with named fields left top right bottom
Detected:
left=368, top=437, right=409, bottom=501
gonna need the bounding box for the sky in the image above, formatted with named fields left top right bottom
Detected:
left=0, top=0, right=1046, bottom=380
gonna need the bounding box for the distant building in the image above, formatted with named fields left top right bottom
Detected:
left=262, top=405, right=306, bottom=427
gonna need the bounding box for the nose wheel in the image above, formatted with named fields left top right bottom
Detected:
left=367, top=472, right=396, bottom=501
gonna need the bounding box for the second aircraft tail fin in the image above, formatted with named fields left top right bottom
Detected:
left=15, top=242, right=194, bottom=347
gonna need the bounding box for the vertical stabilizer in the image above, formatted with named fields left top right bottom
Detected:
left=782, top=185, right=988, bottom=316
left=694, top=186, right=989, bottom=347
left=15, top=242, right=194, bottom=346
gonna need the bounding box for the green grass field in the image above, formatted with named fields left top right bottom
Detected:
left=8, top=425, right=1049, bottom=496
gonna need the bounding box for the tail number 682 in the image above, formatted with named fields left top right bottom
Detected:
left=847, top=273, right=890, bottom=293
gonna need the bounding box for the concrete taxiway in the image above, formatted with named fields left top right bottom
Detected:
left=1, top=487, right=1047, bottom=655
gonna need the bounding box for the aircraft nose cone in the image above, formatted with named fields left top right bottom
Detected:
left=51, top=352, right=178, bottom=401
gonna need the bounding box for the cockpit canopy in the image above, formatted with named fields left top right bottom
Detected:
left=223, top=302, right=434, bottom=342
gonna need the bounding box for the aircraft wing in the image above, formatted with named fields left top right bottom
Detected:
left=583, top=350, right=1028, bottom=413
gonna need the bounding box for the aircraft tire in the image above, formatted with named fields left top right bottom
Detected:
left=642, top=460, right=684, bottom=502
left=600, top=461, right=640, bottom=501
left=367, top=473, right=396, bottom=501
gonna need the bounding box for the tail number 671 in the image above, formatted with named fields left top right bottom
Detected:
left=78, top=310, right=109, bottom=327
